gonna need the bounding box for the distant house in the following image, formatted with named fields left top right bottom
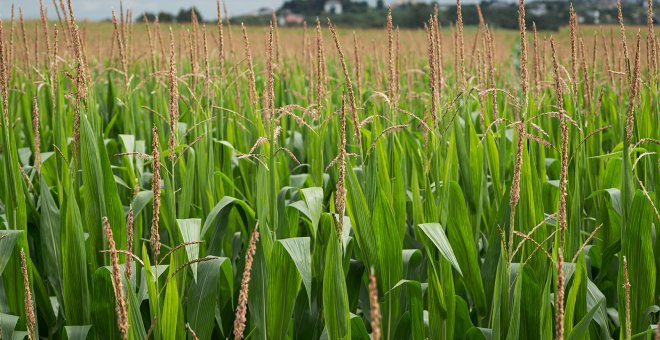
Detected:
left=528, top=3, right=548, bottom=16
left=582, top=9, right=601, bottom=24
left=324, top=0, right=343, bottom=14
left=278, top=10, right=305, bottom=26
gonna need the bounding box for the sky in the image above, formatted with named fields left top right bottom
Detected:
left=0, top=0, right=448, bottom=21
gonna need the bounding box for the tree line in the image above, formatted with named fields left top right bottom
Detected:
left=139, top=2, right=656, bottom=31
left=139, top=7, right=204, bottom=23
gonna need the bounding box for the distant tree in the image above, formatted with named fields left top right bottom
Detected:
left=343, top=1, right=369, bottom=13
left=159, top=12, right=175, bottom=22
left=141, top=12, right=157, bottom=22
left=176, top=7, right=203, bottom=23
left=281, top=0, right=324, bottom=15
left=137, top=11, right=175, bottom=23
left=270, top=0, right=640, bottom=30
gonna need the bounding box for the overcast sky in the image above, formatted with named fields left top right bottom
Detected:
left=0, top=0, right=453, bottom=20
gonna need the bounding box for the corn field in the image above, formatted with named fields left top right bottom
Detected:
left=0, top=0, right=658, bottom=339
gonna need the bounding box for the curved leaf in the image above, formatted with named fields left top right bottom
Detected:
left=323, top=233, right=350, bottom=339
left=65, top=325, right=92, bottom=340
left=278, top=237, right=312, bottom=304
left=188, top=257, right=232, bottom=340
left=416, top=223, right=462, bottom=275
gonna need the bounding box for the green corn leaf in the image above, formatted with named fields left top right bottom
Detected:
left=266, top=238, right=306, bottom=339
left=177, top=218, right=201, bottom=281
left=178, top=150, right=196, bottom=218
left=506, top=264, right=524, bottom=340
left=0, top=230, right=21, bottom=275
left=388, top=279, right=425, bottom=339
left=38, top=176, right=63, bottom=303
left=323, top=231, right=351, bottom=340
left=539, top=272, right=553, bottom=339
left=61, top=182, right=91, bottom=326
left=126, top=280, right=147, bottom=340
left=618, top=190, right=656, bottom=336
left=288, top=187, right=323, bottom=238
left=188, top=257, right=232, bottom=340
left=80, top=115, right=125, bottom=264
left=65, top=325, right=92, bottom=340
left=586, top=280, right=610, bottom=337
left=91, top=266, right=122, bottom=339
left=0, top=313, right=19, bottom=339
left=567, top=300, right=604, bottom=340
left=445, top=181, right=487, bottom=319
left=490, top=250, right=510, bottom=340
left=201, top=196, right=255, bottom=238
left=131, top=191, right=154, bottom=217
left=161, top=261, right=184, bottom=340
left=278, top=237, right=313, bottom=304
left=416, top=223, right=462, bottom=275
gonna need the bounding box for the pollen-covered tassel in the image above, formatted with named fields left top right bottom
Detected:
left=328, top=20, right=360, bottom=141
left=168, top=28, right=179, bottom=161
left=32, top=97, right=41, bottom=176
left=369, top=268, right=381, bottom=340
left=103, top=217, right=129, bottom=340
left=335, top=94, right=347, bottom=235
left=556, top=249, right=565, bottom=340
left=233, top=223, right=260, bottom=340
left=21, top=249, right=37, bottom=340
left=151, top=127, right=162, bottom=261
left=125, top=206, right=134, bottom=281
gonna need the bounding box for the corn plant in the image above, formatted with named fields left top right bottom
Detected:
left=0, top=0, right=658, bottom=339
